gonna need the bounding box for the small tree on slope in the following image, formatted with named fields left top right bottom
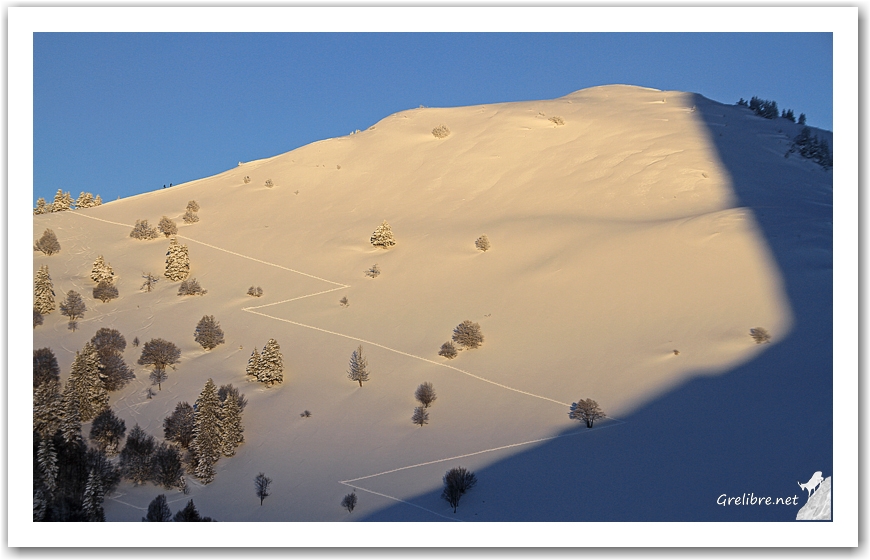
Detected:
left=254, top=473, right=271, bottom=506
left=257, top=339, right=284, bottom=386
left=452, top=320, right=484, bottom=350
left=137, top=339, right=181, bottom=386
left=164, top=401, right=196, bottom=448
left=69, top=343, right=108, bottom=422
left=415, top=382, right=437, bottom=408
left=34, top=229, right=61, bottom=255
left=33, top=265, right=56, bottom=314
left=59, top=290, right=86, bottom=326
left=347, top=345, right=370, bottom=387
left=191, top=379, right=221, bottom=483
left=370, top=220, right=396, bottom=249
left=164, top=238, right=190, bottom=281
left=220, top=392, right=244, bottom=457
left=194, top=315, right=225, bottom=350
left=158, top=216, right=178, bottom=237
left=569, top=398, right=606, bottom=429
left=143, top=494, right=172, bottom=522
left=441, top=467, right=477, bottom=513
left=90, top=255, right=115, bottom=285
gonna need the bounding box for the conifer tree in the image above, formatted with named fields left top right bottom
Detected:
left=51, top=189, right=70, bottom=212
left=130, top=219, right=159, bottom=240
left=75, top=192, right=96, bottom=209
left=34, top=197, right=48, bottom=215
left=347, top=345, right=370, bottom=387
left=34, top=229, right=61, bottom=255
left=93, top=281, right=119, bottom=303
left=140, top=273, right=159, bottom=292
left=152, top=443, right=185, bottom=489
left=82, top=469, right=106, bottom=521
left=90, top=255, right=115, bottom=285
left=192, top=379, right=221, bottom=483
left=370, top=220, right=397, bottom=249
left=34, top=265, right=56, bottom=314
left=94, top=195, right=102, bottom=206
left=246, top=348, right=261, bottom=380
left=164, top=237, right=190, bottom=281
left=37, top=438, right=59, bottom=498
left=220, top=394, right=244, bottom=457
left=69, top=343, right=108, bottom=422
left=194, top=315, right=225, bottom=350
left=452, top=320, right=484, bottom=350
left=33, top=379, right=62, bottom=438
left=143, top=494, right=173, bottom=522
left=415, top=382, right=437, bottom=408
left=91, top=329, right=135, bottom=391
left=33, top=347, right=60, bottom=387
left=412, top=406, right=429, bottom=427
left=59, top=378, right=82, bottom=444
left=258, top=339, right=284, bottom=386
left=254, top=473, right=271, bottom=506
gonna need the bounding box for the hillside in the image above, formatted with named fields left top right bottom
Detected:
left=30, top=85, right=832, bottom=527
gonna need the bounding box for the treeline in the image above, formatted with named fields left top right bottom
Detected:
left=34, top=189, right=102, bottom=214
left=737, top=96, right=806, bottom=125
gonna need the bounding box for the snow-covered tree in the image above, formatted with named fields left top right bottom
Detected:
left=91, top=329, right=134, bottom=391
left=51, top=189, right=71, bottom=212
left=164, top=401, right=196, bottom=448
left=33, top=379, right=62, bottom=438
left=34, top=197, right=48, bottom=215
left=183, top=209, right=199, bottom=224
left=415, top=382, right=437, bottom=408
left=82, top=469, right=106, bottom=521
left=33, top=347, right=60, bottom=387
left=119, top=424, right=156, bottom=485
left=59, top=378, right=82, bottom=444
left=69, top=343, right=108, bottom=422
left=158, top=216, right=177, bottom=237
left=246, top=348, right=261, bottom=379
left=130, top=219, right=159, bottom=240
left=452, top=320, right=484, bottom=350
left=370, top=220, right=396, bottom=249
left=412, top=406, right=429, bottom=427
left=475, top=234, right=491, bottom=252
left=194, top=315, right=225, bottom=350
left=187, top=200, right=200, bottom=212
left=254, top=473, right=271, bottom=506
left=220, top=392, right=244, bottom=457
left=89, top=408, right=126, bottom=455
left=33, top=265, right=56, bottom=314
left=258, top=339, right=284, bottom=386
left=34, top=229, right=61, bottom=255
left=90, top=255, right=115, bottom=285
left=59, top=290, right=86, bottom=325
left=218, top=383, right=248, bottom=411
left=164, top=238, right=190, bottom=281
left=75, top=192, right=96, bottom=209
left=143, top=494, right=172, bottom=522
left=247, top=286, right=263, bottom=297
left=192, top=379, right=221, bottom=483
left=568, top=398, right=606, bottom=429
left=37, top=438, right=59, bottom=498
left=438, top=341, right=458, bottom=359
left=347, top=345, right=370, bottom=387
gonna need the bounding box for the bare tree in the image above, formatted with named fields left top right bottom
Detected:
left=254, top=472, right=272, bottom=506
left=569, top=398, right=606, bottom=428
left=442, top=467, right=477, bottom=513
left=158, top=216, right=178, bottom=237
left=452, top=320, right=483, bottom=350
left=412, top=406, right=429, bottom=427
left=415, top=382, right=437, bottom=408
left=364, top=264, right=381, bottom=278
left=141, top=273, right=159, bottom=293
left=341, top=491, right=358, bottom=513
left=130, top=219, right=159, bottom=240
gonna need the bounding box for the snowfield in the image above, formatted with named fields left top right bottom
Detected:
left=27, top=85, right=836, bottom=539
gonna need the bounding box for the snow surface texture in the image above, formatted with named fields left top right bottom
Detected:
left=33, top=85, right=832, bottom=522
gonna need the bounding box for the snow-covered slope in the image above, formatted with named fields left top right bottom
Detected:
left=31, top=85, right=832, bottom=525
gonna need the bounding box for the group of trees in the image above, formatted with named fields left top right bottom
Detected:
left=183, top=200, right=200, bottom=224
left=91, top=255, right=119, bottom=303
left=246, top=339, right=284, bottom=386
left=34, top=189, right=102, bottom=214
left=738, top=96, right=806, bottom=125
left=788, top=127, right=833, bottom=170
left=412, top=382, right=437, bottom=427
left=144, top=495, right=214, bottom=521
left=439, top=320, right=484, bottom=359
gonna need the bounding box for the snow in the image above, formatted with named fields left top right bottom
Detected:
left=23, top=85, right=844, bottom=545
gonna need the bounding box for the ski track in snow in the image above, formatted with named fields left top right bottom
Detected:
left=67, top=210, right=625, bottom=520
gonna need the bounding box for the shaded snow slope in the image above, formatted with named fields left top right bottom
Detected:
left=31, top=85, right=830, bottom=522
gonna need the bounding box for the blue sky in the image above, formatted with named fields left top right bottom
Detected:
left=33, top=32, right=832, bottom=205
